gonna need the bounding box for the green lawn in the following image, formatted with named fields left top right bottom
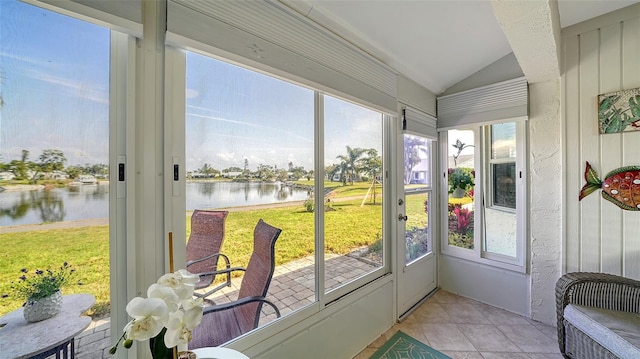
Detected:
left=0, top=182, right=390, bottom=318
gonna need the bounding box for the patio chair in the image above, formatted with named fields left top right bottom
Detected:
left=186, top=209, right=231, bottom=301
left=189, top=219, right=282, bottom=349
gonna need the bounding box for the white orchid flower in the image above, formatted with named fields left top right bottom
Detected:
left=124, top=297, right=169, bottom=341
left=163, top=310, right=193, bottom=348
left=148, top=283, right=181, bottom=312
left=120, top=269, right=203, bottom=351
left=157, top=269, right=198, bottom=300
left=180, top=297, right=204, bottom=329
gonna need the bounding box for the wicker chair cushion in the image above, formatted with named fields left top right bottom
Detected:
left=564, top=304, right=640, bottom=359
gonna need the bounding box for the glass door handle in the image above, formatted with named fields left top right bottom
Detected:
left=398, top=214, right=408, bottom=221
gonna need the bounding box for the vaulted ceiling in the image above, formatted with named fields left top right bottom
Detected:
left=282, top=0, right=639, bottom=94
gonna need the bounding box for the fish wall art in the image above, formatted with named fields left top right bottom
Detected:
left=579, top=161, right=640, bottom=211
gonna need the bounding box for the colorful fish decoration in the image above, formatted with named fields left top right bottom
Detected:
left=579, top=161, right=640, bottom=211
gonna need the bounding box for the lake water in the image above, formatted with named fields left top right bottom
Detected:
left=0, top=181, right=311, bottom=227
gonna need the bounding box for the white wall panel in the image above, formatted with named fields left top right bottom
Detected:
left=577, top=29, right=601, bottom=273
left=245, top=279, right=394, bottom=359
left=621, top=17, right=640, bottom=280
left=563, top=34, right=581, bottom=274
left=440, top=256, right=529, bottom=316
left=562, top=4, right=640, bottom=278
left=599, top=22, right=624, bottom=276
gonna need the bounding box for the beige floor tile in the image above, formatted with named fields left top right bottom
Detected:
left=440, top=303, right=491, bottom=324
left=527, top=354, right=565, bottom=359
left=413, top=301, right=452, bottom=323
left=441, top=351, right=484, bottom=359
left=432, top=290, right=477, bottom=304
left=353, top=290, right=562, bottom=359
left=532, top=322, right=559, bottom=341
left=420, top=323, right=477, bottom=351
left=471, top=302, right=531, bottom=325
left=480, top=352, right=531, bottom=359
left=496, top=325, right=560, bottom=353
left=396, top=321, right=430, bottom=343
left=457, top=324, right=521, bottom=352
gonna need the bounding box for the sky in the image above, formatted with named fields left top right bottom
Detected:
left=0, top=0, right=383, bottom=173
left=0, top=0, right=110, bottom=167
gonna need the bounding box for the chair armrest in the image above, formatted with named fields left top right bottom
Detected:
left=197, top=266, right=246, bottom=278
left=555, top=272, right=640, bottom=355
left=186, top=253, right=231, bottom=270
left=203, top=296, right=281, bottom=328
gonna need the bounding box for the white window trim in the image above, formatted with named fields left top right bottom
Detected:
left=440, top=122, right=527, bottom=273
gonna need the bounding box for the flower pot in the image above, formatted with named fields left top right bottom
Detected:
left=451, top=188, right=466, bottom=198
left=23, top=290, right=63, bottom=323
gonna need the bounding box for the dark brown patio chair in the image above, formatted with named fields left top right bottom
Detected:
left=189, top=219, right=282, bottom=349
left=186, top=209, right=231, bottom=301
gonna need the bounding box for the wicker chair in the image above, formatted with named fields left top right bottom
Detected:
left=186, top=210, right=231, bottom=301
left=555, top=272, right=640, bottom=358
left=189, top=219, right=282, bottom=349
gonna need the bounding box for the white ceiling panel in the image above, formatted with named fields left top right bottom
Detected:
left=284, top=0, right=640, bottom=94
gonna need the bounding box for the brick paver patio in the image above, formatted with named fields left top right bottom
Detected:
left=72, top=253, right=379, bottom=358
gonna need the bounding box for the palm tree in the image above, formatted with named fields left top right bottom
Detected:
left=336, top=146, right=366, bottom=185
left=404, top=136, right=428, bottom=185
left=326, top=164, right=339, bottom=181
left=359, top=149, right=381, bottom=181
left=359, top=149, right=382, bottom=204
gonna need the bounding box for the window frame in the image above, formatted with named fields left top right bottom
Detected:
left=168, top=45, right=394, bottom=344
left=440, top=121, right=527, bottom=273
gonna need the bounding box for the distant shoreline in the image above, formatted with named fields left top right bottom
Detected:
left=0, top=200, right=309, bottom=233
left=0, top=184, right=45, bottom=192
left=0, top=181, right=110, bottom=192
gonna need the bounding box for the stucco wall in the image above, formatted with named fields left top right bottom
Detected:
left=529, top=79, right=562, bottom=325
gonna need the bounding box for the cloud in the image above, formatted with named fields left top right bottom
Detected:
left=186, top=88, right=199, bottom=99
left=216, top=152, right=236, bottom=163
left=1, top=51, right=109, bottom=104
left=0, top=51, right=49, bottom=67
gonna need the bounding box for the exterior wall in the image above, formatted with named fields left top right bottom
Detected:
left=562, top=4, right=640, bottom=280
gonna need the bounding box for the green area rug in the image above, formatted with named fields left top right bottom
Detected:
left=369, top=331, right=451, bottom=359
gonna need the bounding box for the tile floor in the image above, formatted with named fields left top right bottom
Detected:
left=353, top=290, right=563, bottom=359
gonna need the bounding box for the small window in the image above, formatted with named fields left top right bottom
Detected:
left=442, top=121, right=526, bottom=271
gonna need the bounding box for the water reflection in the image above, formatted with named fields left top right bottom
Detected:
left=0, top=189, right=66, bottom=223
left=188, top=181, right=310, bottom=210
left=1, top=181, right=311, bottom=226
left=0, top=184, right=109, bottom=227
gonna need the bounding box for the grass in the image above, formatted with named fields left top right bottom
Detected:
left=0, top=226, right=110, bottom=317
left=0, top=182, right=386, bottom=318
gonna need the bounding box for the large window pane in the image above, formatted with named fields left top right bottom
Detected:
left=185, top=52, right=315, bottom=338
left=0, top=2, right=110, bottom=357
left=324, top=96, right=384, bottom=293
left=446, top=130, right=475, bottom=249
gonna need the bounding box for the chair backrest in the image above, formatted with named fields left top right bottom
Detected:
left=186, top=210, right=228, bottom=281
left=234, top=219, right=282, bottom=333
